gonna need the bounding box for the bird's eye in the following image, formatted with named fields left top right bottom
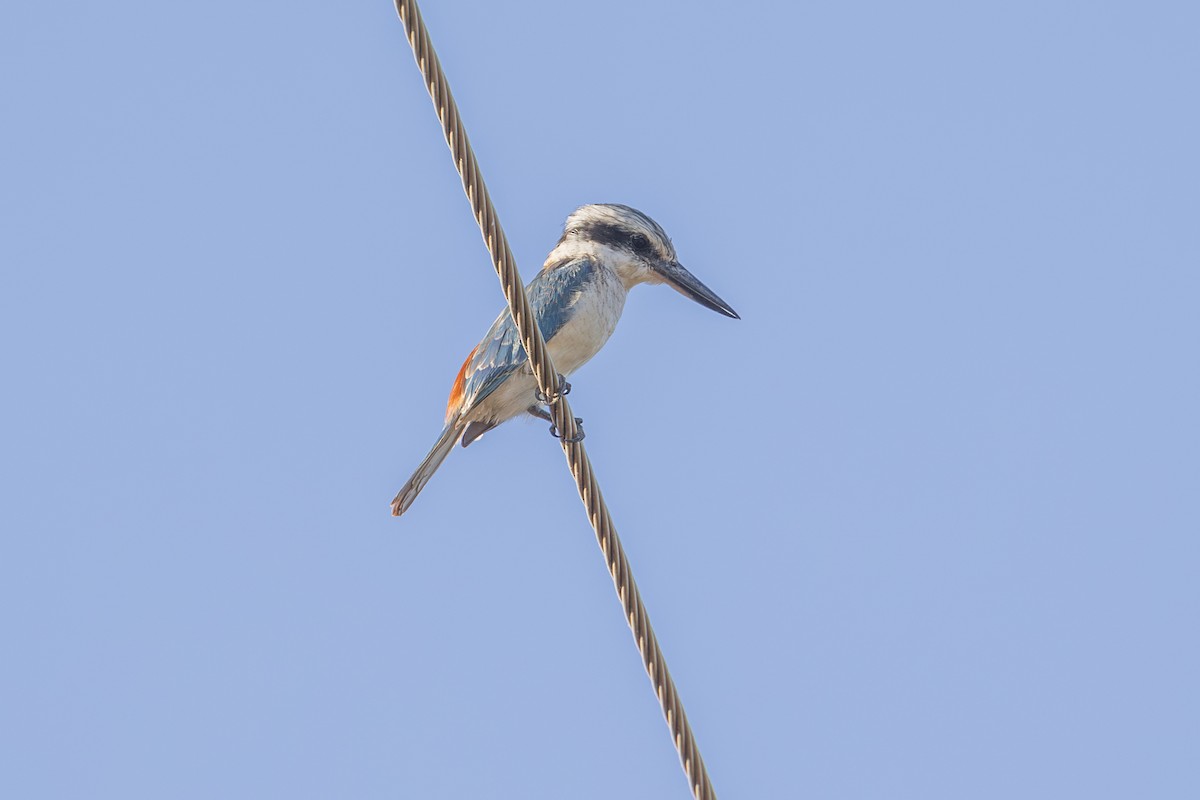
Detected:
left=629, top=233, right=651, bottom=253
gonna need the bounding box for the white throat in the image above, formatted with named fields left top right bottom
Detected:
left=545, top=241, right=659, bottom=290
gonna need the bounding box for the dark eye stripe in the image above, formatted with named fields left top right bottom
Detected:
left=577, top=222, right=656, bottom=257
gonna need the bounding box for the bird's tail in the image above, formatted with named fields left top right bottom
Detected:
left=391, top=420, right=464, bottom=517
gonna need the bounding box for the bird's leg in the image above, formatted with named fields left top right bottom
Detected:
left=549, top=417, right=586, bottom=443
left=535, top=373, right=571, bottom=404
left=526, top=404, right=553, bottom=422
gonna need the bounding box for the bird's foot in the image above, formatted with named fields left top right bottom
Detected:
left=535, top=374, right=571, bottom=404
left=549, top=417, right=585, bottom=443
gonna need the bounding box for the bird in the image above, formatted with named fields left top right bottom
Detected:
left=390, top=203, right=739, bottom=517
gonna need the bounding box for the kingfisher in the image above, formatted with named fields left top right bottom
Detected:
left=390, top=203, right=739, bottom=517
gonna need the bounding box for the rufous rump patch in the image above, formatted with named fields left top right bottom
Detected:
left=446, top=345, right=478, bottom=420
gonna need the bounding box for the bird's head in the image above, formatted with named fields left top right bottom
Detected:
left=553, top=203, right=739, bottom=319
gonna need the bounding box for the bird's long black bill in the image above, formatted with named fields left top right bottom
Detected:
left=659, top=261, right=740, bottom=319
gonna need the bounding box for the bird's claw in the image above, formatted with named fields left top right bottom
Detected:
left=549, top=417, right=585, bottom=443
left=536, top=374, right=571, bottom=404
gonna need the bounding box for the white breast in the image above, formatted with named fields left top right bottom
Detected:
left=547, top=265, right=627, bottom=375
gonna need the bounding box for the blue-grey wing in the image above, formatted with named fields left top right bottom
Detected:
left=458, top=258, right=597, bottom=414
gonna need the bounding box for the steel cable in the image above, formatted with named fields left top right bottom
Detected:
left=393, top=2, right=717, bottom=797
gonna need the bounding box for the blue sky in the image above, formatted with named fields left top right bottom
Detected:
left=3, top=1, right=1198, bottom=797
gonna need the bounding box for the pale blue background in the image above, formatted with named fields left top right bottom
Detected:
left=2, top=1, right=1197, bottom=798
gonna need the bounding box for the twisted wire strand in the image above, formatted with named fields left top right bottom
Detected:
left=393, top=2, right=716, bottom=797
